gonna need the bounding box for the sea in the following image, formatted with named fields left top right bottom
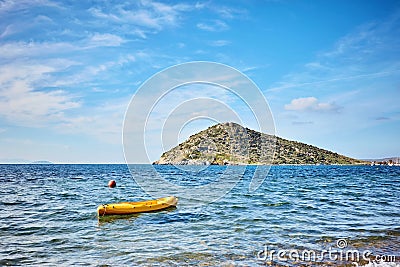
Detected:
left=0, top=164, right=399, bottom=266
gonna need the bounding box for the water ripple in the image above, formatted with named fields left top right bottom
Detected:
left=0, top=164, right=399, bottom=266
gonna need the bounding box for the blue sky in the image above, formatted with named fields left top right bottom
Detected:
left=0, top=0, right=399, bottom=163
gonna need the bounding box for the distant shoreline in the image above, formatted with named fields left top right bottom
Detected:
left=0, top=163, right=389, bottom=166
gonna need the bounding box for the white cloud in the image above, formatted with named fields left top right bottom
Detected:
left=269, top=12, right=400, bottom=93
left=89, top=1, right=192, bottom=36
left=131, top=28, right=148, bottom=39
left=0, top=63, right=80, bottom=126
left=304, top=61, right=331, bottom=71
left=0, top=34, right=126, bottom=61
left=197, top=20, right=229, bottom=32
left=0, top=53, right=129, bottom=143
left=209, top=40, right=230, bottom=47
left=34, top=14, right=54, bottom=24
left=51, top=54, right=136, bottom=87
left=213, top=5, right=246, bottom=19
left=88, top=33, right=125, bottom=47
left=241, top=65, right=264, bottom=73
left=0, top=0, right=61, bottom=15
left=56, top=98, right=129, bottom=144
left=195, top=2, right=206, bottom=9
left=284, top=97, right=340, bottom=113
left=323, top=22, right=379, bottom=58
left=0, top=41, right=76, bottom=59
left=292, top=121, right=314, bottom=125
left=120, top=9, right=163, bottom=29
left=0, top=57, right=128, bottom=143
left=0, top=25, right=14, bottom=38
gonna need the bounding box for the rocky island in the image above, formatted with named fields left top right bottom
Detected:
left=153, top=122, right=366, bottom=165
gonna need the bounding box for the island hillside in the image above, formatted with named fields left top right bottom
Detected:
left=153, top=122, right=366, bottom=165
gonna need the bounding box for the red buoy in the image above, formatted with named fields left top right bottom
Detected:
left=108, top=180, right=116, bottom=188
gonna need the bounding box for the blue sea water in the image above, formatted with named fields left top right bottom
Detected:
left=0, top=164, right=399, bottom=266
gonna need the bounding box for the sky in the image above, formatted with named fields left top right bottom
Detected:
left=0, top=0, right=399, bottom=163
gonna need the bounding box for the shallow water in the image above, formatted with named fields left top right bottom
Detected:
left=0, top=164, right=399, bottom=266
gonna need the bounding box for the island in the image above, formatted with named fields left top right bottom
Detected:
left=153, top=122, right=366, bottom=165
left=31, top=160, right=54, bottom=164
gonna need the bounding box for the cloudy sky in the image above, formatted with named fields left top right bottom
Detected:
left=0, top=0, right=399, bottom=163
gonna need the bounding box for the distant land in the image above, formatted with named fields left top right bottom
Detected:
left=0, top=158, right=29, bottom=164
left=31, top=161, right=54, bottom=164
left=154, top=122, right=368, bottom=165
left=0, top=159, right=54, bottom=164
left=362, top=157, right=400, bottom=166
left=362, top=157, right=400, bottom=162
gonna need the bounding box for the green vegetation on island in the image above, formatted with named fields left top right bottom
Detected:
left=153, top=122, right=366, bottom=165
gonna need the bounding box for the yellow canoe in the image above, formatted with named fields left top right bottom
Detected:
left=97, top=196, right=178, bottom=216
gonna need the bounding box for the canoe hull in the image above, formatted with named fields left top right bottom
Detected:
left=97, top=196, right=178, bottom=216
